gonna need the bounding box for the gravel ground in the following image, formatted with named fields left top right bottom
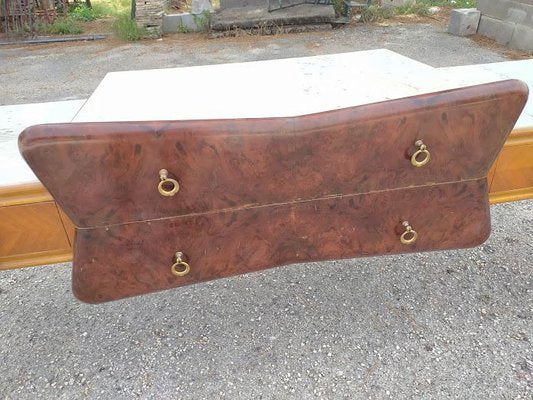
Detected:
left=1, top=20, right=532, bottom=399
left=1, top=201, right=531, bottom=399
left=0, top=22, right=523, bottom=106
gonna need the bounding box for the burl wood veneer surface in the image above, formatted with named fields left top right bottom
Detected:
left=73, top=179, right=490, bottom=303
left=19, top=80, right=527, bottom=228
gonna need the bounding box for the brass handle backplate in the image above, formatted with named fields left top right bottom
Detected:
left=171, top=251, right=190, bottom=277
left=411, top=140, right=430, bottom=167
left=400, top=221, right=418, bottom=245
left=158, top=169, right=180, bottom=197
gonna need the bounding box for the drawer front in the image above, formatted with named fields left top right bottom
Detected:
left=20, top=80, right=526, bottom=227
left=72, top=179, right=490, bottom=303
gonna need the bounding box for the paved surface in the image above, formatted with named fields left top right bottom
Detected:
left=0, top=22, right=520, bottom=106
left=1, top=21, right=532, bottom=399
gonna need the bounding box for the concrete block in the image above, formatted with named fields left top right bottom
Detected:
left=477, top=0, right=513, bottom=19
left=507, top=7, right=528, bottom=23
left=220, top=0, right=264, bottom=10
left=510, top=24, right=533, bottom=52
left=518, top=2, right=533, bottom=25
left=192, top=0, right=213, bottom=14
left=448, top=8, right=481, bottom=36
left=162, top=12, right=212, bottom=33
left=477, top=14, right=515, bottom=45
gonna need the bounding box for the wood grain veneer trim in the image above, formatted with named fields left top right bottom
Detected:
left=0, top=249, right=72, bottom=271
left=505, top=127, right=533, bottom=146
left=489, top=187, right=533, bottom=204
left=0, top=182, right=53, bottom=207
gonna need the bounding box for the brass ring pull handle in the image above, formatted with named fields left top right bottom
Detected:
left=171, top=251, right=190, bottom=277
left=158, top=169, right=180, bottom=197
left=411, top=140, right=431, bottom=167
left=400, top=221, right=418, bottom=245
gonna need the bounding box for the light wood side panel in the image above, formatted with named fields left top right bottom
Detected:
left=0, top=202, right=72, bottom=270
left=58, top=207, right=76, bottom=246
left=489, top=128, right=533, bottom=204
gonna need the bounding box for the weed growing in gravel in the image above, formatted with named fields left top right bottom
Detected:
left=113, top=12, right=146, bottom=40
left=42, top=17, right=84, bottom=34
left=395, top=3, right=431, bottom=16
left=361, top=0, right=476, bottom=23
left=177, top=23, right=189, bottom=33
left=360, top=5, right=395, bottom=23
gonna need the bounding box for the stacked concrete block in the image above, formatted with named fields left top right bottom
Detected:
left=477, top=0, right=533, bottom=53
left=192, top=0, right=214, bottom=14
left=162, top=11, right=212, bottom=33
left=220, top=0, right=264, bottom=10
left=135, top=0, right=166, bottom=37
left=162, top=0, right=213, bottom=33
left=447, top=8, right=481, bottom=36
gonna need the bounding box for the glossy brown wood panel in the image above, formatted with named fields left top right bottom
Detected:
left=73, top=179, right=490, bottom=303
left=19, top=80, right=527, bottom=228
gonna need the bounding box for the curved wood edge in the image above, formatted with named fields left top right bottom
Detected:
left=489, top=187, right=533, bottom=204
left=505, top=127, right=533, bottom=146
left=0, top=249, right=72, bottom=270
left=0, top=182, right=52, bottom=207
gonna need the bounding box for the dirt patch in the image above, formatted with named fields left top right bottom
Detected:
left=470, top=34, right=532, bottom=60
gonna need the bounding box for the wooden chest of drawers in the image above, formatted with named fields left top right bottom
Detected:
left=19, top=80, right=528, bottom=303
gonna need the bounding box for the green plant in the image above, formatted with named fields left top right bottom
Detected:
left=92, top=0, right=132, bottom=17
left=417, top=0, right=477, bottom=8
left=395, top=3, right=430, bottom=16
left=71, top=4, right=101, bottom=21
left=360, top=5, right=395, bottom=22
left=113, top=11, right=145, bottom=40
left=46, top=17, right=84, bottom=34
left=192, top=10, right=211, bottom=31
left=331, top=0, right=343, bottom=17
left=177, top=22, right=189, bottom=33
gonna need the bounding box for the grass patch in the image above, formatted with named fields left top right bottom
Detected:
left=71, top=4, right=103, bottom=21
left=331, top=0, right=347, bottom=17
left=417, top=0, right=477, bottom=8
left=70, top=0, right=131, bottom=21
left=360, top=0, right=476, bottom=23
left=38, top=17, right=84, bottom=34
left=113, top=11, right=145, bottom=40
left=395, top=3, right=430, bottom=16
left=360, top=5, right=395, bottom=22
left=92, top=0, right=132, bottom=16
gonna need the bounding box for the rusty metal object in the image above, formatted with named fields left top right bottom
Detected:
left=1, top=0, right=67, bottom=35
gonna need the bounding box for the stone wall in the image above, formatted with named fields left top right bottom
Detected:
left=477, top=0, right=533, bottom=53
left=135, top=0, right=166, bottom=37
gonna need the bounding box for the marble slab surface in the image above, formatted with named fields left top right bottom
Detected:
left=0, top=100, right=86, bottom=187
left=438, top=59, right=533, bottom=130
left=2, top=51, right=531, bottom=188
left=73, top=49, right=449, bottom=122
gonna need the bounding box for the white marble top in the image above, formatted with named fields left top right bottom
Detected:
left=1, top=50, right=531, bottom=188
left=0, top=100, right=86, bottom=188
left=438, top=59, right=533, bottom=130
left=73, top=49, right=465, bottom=122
